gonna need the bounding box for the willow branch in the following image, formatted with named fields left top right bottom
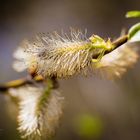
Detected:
left=0, top=35, right=128, bottom=93
left=0, top=75, right=59, bottom=93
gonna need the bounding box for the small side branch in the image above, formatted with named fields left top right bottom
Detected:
left=0, top=75, right=59, bottom=93
left=0, top=76, right=44, bottom=92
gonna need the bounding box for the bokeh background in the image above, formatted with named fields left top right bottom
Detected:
left=0, top=0, right=140, bottom=140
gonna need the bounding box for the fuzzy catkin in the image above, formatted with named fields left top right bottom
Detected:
left=8, top=85, right=64, bottom=140
left=13, top=31, right=105, bottom=78
left=13, top=30, right=139, bottom=79
left=94, top=42, right=139, bottom=79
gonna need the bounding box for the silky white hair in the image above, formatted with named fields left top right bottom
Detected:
left=13, top=30, right=104, bottom=78
left=13, top=30, right=139, bottom=79
left=9, top=85, right=64, bottom=140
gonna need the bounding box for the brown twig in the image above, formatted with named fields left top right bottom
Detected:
left=0, top=76, right=43, bottom=92
left=112, top=34, right=128, bottom=49
left=92, top=34, right=128, bottom=59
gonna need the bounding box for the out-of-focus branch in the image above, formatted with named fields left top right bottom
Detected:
left=0, top=76, right=44, bottom=92
left=0, top=75, right=59, bottom=93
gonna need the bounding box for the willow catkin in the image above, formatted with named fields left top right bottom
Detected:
left=8, top=85, right=64, bottom=140
left=13, top=30, right=112, bottom=78
left=13, top=30, right=139, bottom=79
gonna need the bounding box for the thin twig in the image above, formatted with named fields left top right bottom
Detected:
left=92, top=34, right=128, bottom=59
left=0, top=76, right=43, bottom=92
left=0, top=75, right=59, bottom=92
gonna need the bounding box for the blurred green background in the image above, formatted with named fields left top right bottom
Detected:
left=0, top=0, right=140, bottom=140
